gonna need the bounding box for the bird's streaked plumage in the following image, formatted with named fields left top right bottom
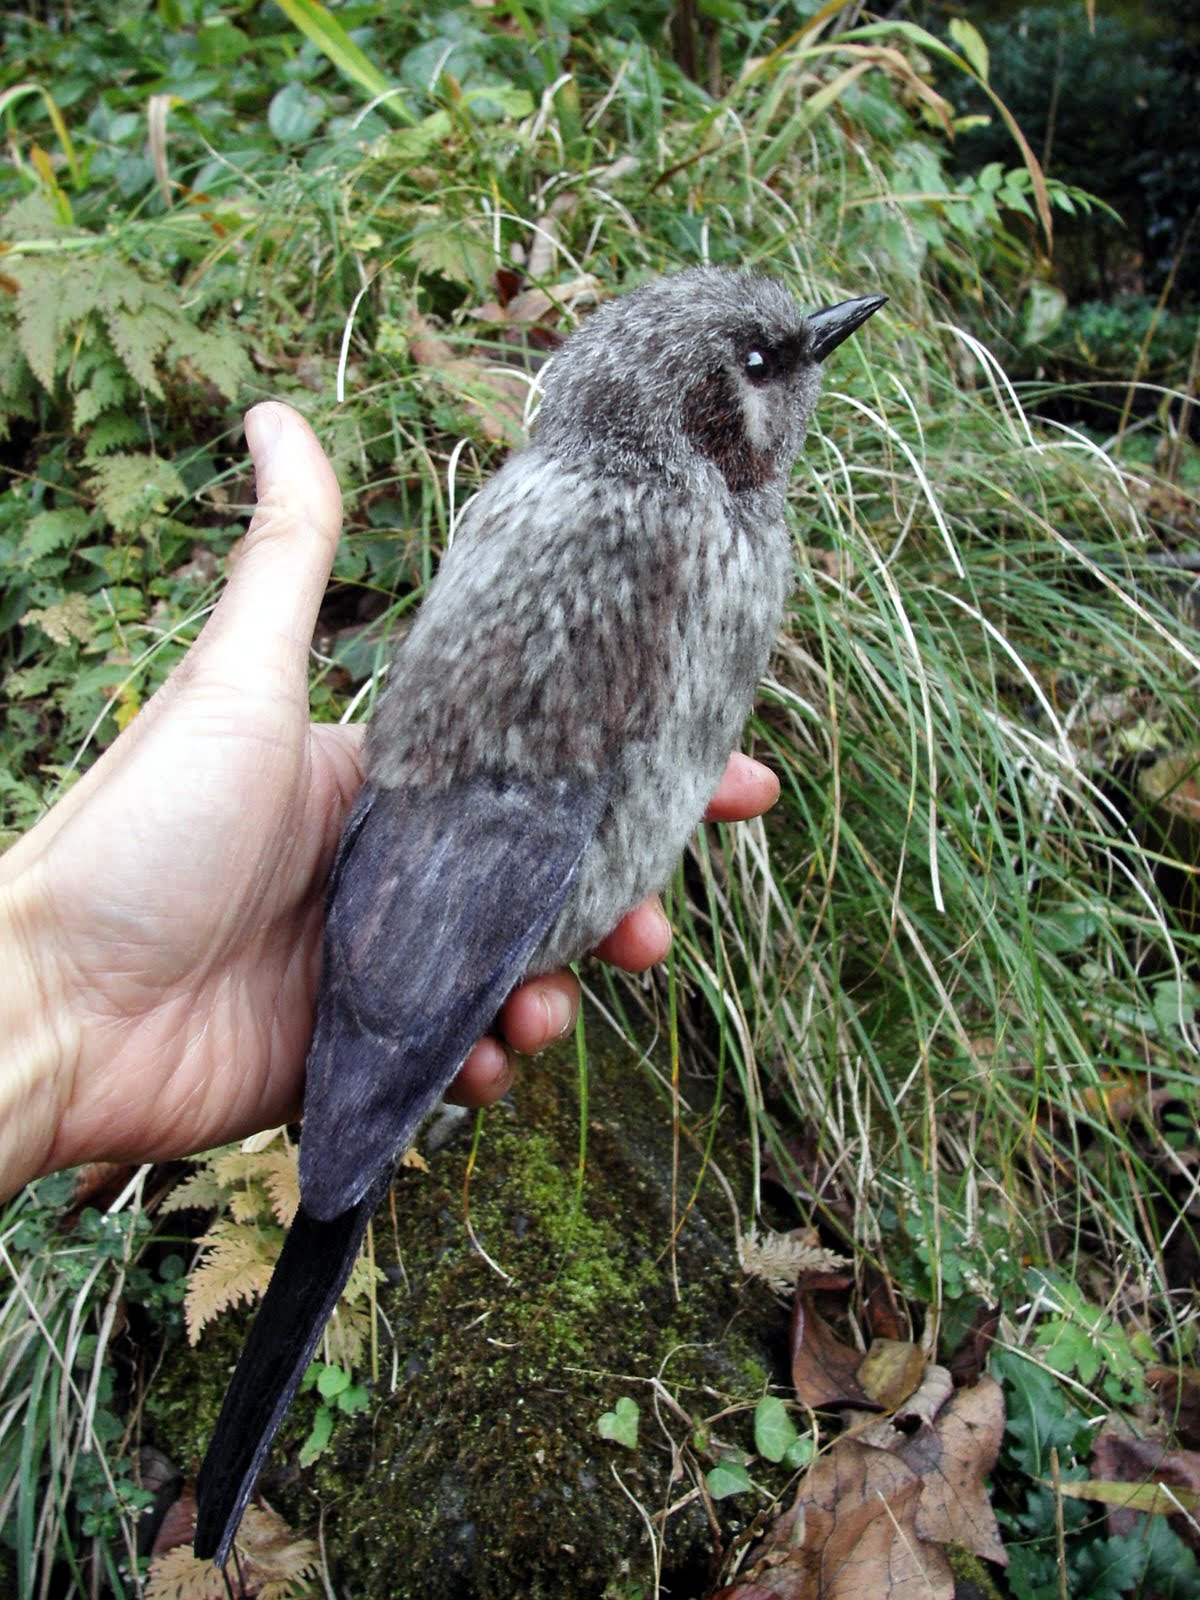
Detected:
left=194, top=268, right=885, bottom=1566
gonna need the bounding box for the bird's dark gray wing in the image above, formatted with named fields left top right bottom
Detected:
left=194, top=770, right=608, bottom=1566
left=299, top=770, right=609, bottom=1221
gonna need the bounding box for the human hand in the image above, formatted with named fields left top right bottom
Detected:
left=0, top=403, right=778, bottom=1198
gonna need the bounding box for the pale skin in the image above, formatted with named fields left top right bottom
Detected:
left=0, top=402, right=779, bottom=1204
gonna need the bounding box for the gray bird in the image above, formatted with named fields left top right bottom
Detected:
left=193, top=267, right=884, bottom=1565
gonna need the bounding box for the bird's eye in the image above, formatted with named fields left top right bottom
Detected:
left=743, top=348, right=772, bottom=384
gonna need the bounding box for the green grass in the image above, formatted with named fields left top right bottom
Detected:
left=2, top=2, right=1199, bottom=1595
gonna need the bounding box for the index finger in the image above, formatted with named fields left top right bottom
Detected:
left=704, top=751, right=780, bottom=822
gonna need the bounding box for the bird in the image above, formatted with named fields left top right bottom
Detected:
left=193, top=267, right=885, bottom=1565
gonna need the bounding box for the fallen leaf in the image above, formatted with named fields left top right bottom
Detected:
left=856, top=1363, right=955, bottom=1448
left=146, top=1497, right=319, bottom=1598
left=68, top=1163, right=136, bottom=1213
left=858, top=1339, right=924, bottom=1410
left=899, top=1376, right=1008, bottom=1565
left=1092, top=1425, right=1200, bottom=1546
left=726, top=1368, right=1007, bottom=1596
left=790, top=1278, right=875, bottom=1412
left=862, top=1266, right=908, bottom=1342
left=1149, top=1365, right=1200, bottom=1449
left=407, top=316, right=531, bottom=444
left=735, top=1442, right=954, bottom=1599
left=947, top=1302, right=1001, bottom=1387
left=1051, top=1475, right=1200, bottom=1515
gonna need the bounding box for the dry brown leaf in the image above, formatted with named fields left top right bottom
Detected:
left=408, top=316, right=530, bottom=444
left=734, top=1442, right=954, bottom=1600
left=69, top=1162, right=135, bottom=1211
left=858, top=1339, right=924, bottom=1410
left=728, top=1374, right=1005, bottom=1596
left=790, top=1278, right=875, bottom=1412
left=1148, top=1365, right=1200, bottom=1449
left=856, top=1364, right=955, bottom=1451
left=899, top=1376, right=1007, bottom=1565
left=947, top=1302, right=1001, bottom=1387
left=862, top=1266, right=908, bottom=1342
left=1092, top=1426, right=1200, bottom=1545
left=151, top=1492, right=197, bottom=1558
left=895, top=1363, right=955, bottom=1430
left=471, top=272, right=601, bottom=333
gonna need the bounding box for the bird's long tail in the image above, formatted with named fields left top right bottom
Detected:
left=193, top=1172, right=389, bottom=1566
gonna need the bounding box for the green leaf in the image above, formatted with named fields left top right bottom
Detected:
left=376, top=111, right=453, bottom=163
left=336, top=1382, right=369, bottom=1415
left=316, top=1363, right=351, bottom=1399
left=978, top=161, right=1005, bottom=194
left=86, top=454, right=186, bottom=536
left=597, top=1395, right=639, bottom=1449
left=298, top=1404, right=333, bottom=1466
left=1038, top=904, right=1098, bottom=950
left=783, top=1436, right=815, bottom=1471
left=1036, top=1318, right=1101, bottom=1386
left=753, top=1396, right=799, bottom=1464
left=407, top=215, right=496, bottom=291
left=948, top=18, right=989, bottom=82
left=269, top=82, right=326, bottom=145
left=706, top=1457, right=752, bottom=1500
left=19, top=508, right=89, bottom=567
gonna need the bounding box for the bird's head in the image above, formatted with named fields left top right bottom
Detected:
left=533, top=268, right=885, bottom=495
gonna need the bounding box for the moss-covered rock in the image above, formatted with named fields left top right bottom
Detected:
left=160, top=1018, right=788, bottom=1597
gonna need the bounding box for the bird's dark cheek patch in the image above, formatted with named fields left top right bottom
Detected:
left=681, top=368, right=773, bottom=493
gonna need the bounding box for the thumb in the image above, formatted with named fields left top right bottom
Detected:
left=189, top=402, right=344, bottom=697
left=0, top=405, right=345, bottom=871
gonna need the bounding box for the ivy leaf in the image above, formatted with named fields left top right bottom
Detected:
left=783, top=1435, right=815, bottom=1471
left=706, top=1457, right=752, bottom=1500
left=597, top=1395, right=639, bottom=1449
left=316, top=1363, right=352, bottom=1400
left=753, top=1395, right=799, bottom=1464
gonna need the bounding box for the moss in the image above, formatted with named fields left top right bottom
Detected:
left=160, top=1020, right=786, bottom=1597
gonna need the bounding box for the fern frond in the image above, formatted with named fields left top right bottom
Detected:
left=169, top=321, right=252, bottom=402
left=81, top=413, right=145, bottom=460
left=185, top=1219, right=282, bottom=1344
left=13, top=262, right=64, bottom=390
left=85, top=453, right=186, bottom=536
left=159, top=1170, right=226, bottom=1214
left=18, top=507, right=89, bottom=568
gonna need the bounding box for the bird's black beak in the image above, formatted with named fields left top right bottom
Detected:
left=807, top=295, right=888, bottom=363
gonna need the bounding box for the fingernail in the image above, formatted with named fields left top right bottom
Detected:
left=244, top=403, right=283, bottom=472
left=541, top=988, right=575, bottom=1044
left=490, top=1050, right=516, bottom=1097
left=649, top=905, right=672, bottom=952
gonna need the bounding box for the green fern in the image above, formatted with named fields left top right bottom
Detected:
left=85, top=454, right=188, bottom=537
left=0, top=211, right=250, bottom=448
